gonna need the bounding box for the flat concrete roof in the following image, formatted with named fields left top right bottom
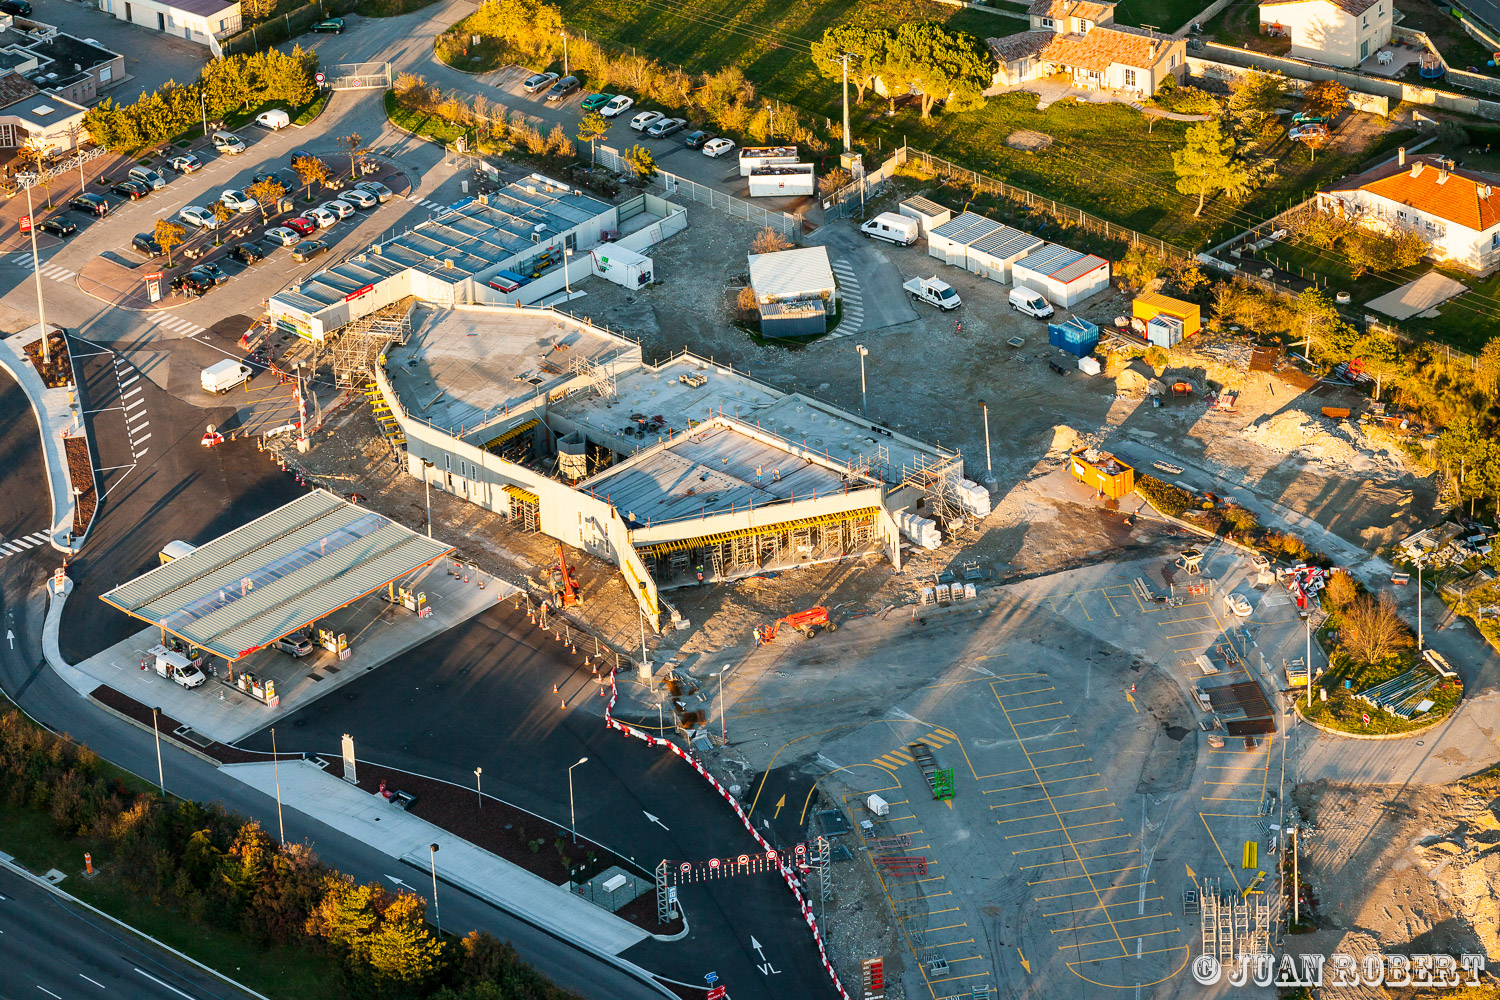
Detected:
left=388, top=306, right=640, bottom=436
left=581, top=422, right=848, bottom=527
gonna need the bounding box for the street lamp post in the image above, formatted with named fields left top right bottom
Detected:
left=560, top=30, right=569, bottom=77
left=421, top=459, right=434, bottom=538
left=20, top=178, right=49, bottom=365
left=427, top=843, right=440, bottom=935
left=1417, top=558, right=1424, bottom=650
left=839, top=53, right=852, bottom=154
left=568, top=756, right=589, bottom=844
left=474, top=766, right=483, bottom=811
left=855, top=344, right=868, bottom=416
left=766, top=102, right=774, bottom=139
left=718, top=667, right=729, bottom=743
left=151, top=707, right=165, bottom=796
left=272, top=726, right=285, bottom=843
left=978, top=399, right=992, bottom=474
left=1306, top=613, right=1313, bottom=709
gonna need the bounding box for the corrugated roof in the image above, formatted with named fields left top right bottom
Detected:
left=1051, top=254, right=1109, bottom=283
left=968, top=226, right=1044, bottom=260
left=931, top=212, right=1002, bottom=244
left=99, top=492, right=453, bottom=661
left=900, top=195, right=948, bottom=217
left=748, top=246, right=836, bottom=302
left=1015, top=244, right=1083, bottom=275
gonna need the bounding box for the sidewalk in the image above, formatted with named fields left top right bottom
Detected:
left=0, top=325, right=84, bottom=553
left=221, top=760, right=651, bottom=956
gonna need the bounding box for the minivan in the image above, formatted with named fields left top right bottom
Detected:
left=274, top=634, right=313, bottom=657
left=128, top=166, right=166, bottom=190
left=1009, top=286, right=1054, bottom=319
left=860, top=212, right=919, bottom=246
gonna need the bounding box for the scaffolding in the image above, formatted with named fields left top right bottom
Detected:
left=1198, top=878, right=1272, bottom=966
left=901, top=452, right=964, bottom=524
left=637, top=507, right=882, bottom=587
left=569, top=354, right=617, bottom=401
left=331, top=296, right=416, bottom=387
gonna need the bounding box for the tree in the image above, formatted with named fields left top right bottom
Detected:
left=1173, top=120, right=1259, bottom=217
left=306, top=874, right=383, bottom=957
left=14, top=143, right=52, bottom=208
left=154, top=218, right=187, bottom=266
left=750, top=226, right=792, bottom=255
left=1286, top=287, right=1352, bottom=357
left=1115, top=246, right=1164, bottom=292
left=240, top=0, right=274, bottom=22
left=576, top=111, right=608, bottom=166
left=1300, top=129, right=1327, bottom=163
left=882, top=21, right=990, bottom=119
left=545, top=122, right=574, bottom=158
left=1301, top=79, right=1350, bottom=119
left=1224, top=70, right=1287, bottom=143
left=818, top=166, right=852, bottom=197
left=336, top=133, right=365, bottom=181
left=1435, top=120, right=1470, bottom=147
left=363, top=892, right=443, bottom=985
left=1323, top=570, right=1357, bottom=611
left=1340, top=592, right=1412, bottom=665
left=208, top=199, right=233, bottom=243
left=246, top=176, right=287, bottom=224
left=622, top=144, right=655, bottom=181
left=810, top=24, right=891, bottom=104
left=292, top=154, right=330, bottom=199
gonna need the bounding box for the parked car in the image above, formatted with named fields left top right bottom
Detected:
left=355, top=179, right=393, bottom=202
left=128, top=166, right=166, bottom=190
left=341, top=188, right=378, bottom=209
left=284, top=216, right=316, bottom=236
left=177, top=206, right=219, bottom=229
left=647, top=117, right=686, bottom=138
left=301, top=206, right=337, bottom=228
left=630, top=110, right=664, bottom=131
left=0, top=0, right=34, bottom=15
left=168, top=152, right=202, bottom=173
left=193, top=262, right=229, bottom=286
left=212, top=131, right=247, bottom=154
left=131, top=233, right=162, bottom=257
left=702, top=137, right=736, bottom=158
left=289, top=148, right=318, bottom=167
left=255, top=109, right=291, bottom=131
left=265, top=226, right=302, bottom=247
left=681, top=130, right=713, bottom=149
left=311, top=16, right=344, bottom=32
left=68, top=193, right=111, bottom=217
left=1288, top=122, right=1329, bottom=142
left=220, top=189, right=258, bottom=214
left=171, top=271, right=213, bottom=295
left=319, top=199, right=354, bottom=220
left=600, top=94, right=634, bottom=117
left=291, top=240, right=329, bottom=262
left=110, top=179, right=150, bottom=200
left=39, top=218, right=76, bottom=238
left=1291, top=111, right=1329, bottom=126
left=545, top=75, right=580, bottom=101
left=581, top=92, right=613, bottom=111
left=230, top=242, right=264, bottom=264
left=522, top=71, right=558, bottom=93
left=274, top=634, right=313, bottom=657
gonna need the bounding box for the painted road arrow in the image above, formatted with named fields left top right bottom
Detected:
left=1018, top=948, right=1031, bottom=974
left=773, top=794, right=785, bottom=819
left=644, top=811, right=669, bottom=831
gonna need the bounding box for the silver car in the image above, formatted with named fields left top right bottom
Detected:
left=342, top=188, right=378, bottom=209
left=355, top=180, right=393, bottom=202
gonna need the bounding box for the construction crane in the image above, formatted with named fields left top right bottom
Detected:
left=755, top=607, right=836, bottom=644
left=550, top=543, right=581, bottom=607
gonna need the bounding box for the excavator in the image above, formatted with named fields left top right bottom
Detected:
left=550, top=543, right=581, bottom=607
left=755, top=607, right=836, bottom=644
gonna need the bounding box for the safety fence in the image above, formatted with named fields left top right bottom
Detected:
left=328, top=62, right=393, bottom=91
left=821, top=148, right=906, bottom=220
left=218, top=0, right=356, bottom=56
left=591, top=149, right=805, bottom=237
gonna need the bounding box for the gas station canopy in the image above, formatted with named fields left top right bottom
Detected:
left=100, top=492, right=454, bottom=661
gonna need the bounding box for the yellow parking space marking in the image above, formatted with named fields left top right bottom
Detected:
left=876, top=754, right=906, bottom=768
left=1029, top=744, right=1086, bottom=754
left=1029, top=864, right=1144, bottom=885
left=1061, top=928, right=1181, bottom=950
left=924, top=938, right=977, bottom=949
left=1033, top=880, right=1154, bottom=901
left=1007, top=700, right=1064, bottom=712
left=1013, top=834, right=1130, bottom=854
left=1160, top=612, right=1215, bottom=624
left=984, top=773, right=1101, bottom=793
left=928, top=971, right=991, bottom=985
left=915, top=875, right=946, bottom=884
left=887, top=815, right=921, bottom=824
left=929, top=906, right=961, bottom=916
left=1020, top=729, right=1079, bottom=741
left=1044, top=896, right=1163, bottom=917
left=1020, top=849, right=1138, bottom=870
left=943, top=955, right=986, bottom=964
left=928, top=923, right=969, bottom=933
left=1201, top=796, right=1262, bottom=802
left=998, top=803, right=1111, bottom=825
left=1202, top=779, right=1266, bottom=786
left=889, top=750, right=914, bottom=762
left=1005, top=818, right=1125, bottom=840
left=989, top=788, right=1108, bottom=809
left=1012, top=714, right=1072, bottom=727
left=1003, top=686, right=1058, bottom=699
left=891, top=891, right=953, bottom=903
left=1164, top=629, right=1219, bottom=639
left=922, top=734, right=952, bottom=747
left=1053, top=911, right=1174, bottom=932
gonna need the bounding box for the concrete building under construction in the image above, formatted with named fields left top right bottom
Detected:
left=374, top=304, right=964, bottom=628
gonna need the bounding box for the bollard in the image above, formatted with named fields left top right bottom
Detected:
left=84, top=852, right=93, bottom=875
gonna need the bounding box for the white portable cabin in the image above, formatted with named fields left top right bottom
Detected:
left=1011, top=244, right=1111, bottom=308
left=899, top=195, right=952, bottom=237
left=964, top=226, right=1044, bottom=284
left=927, top=212, right=1002, bottom=267
left=738, top=146, right=800, bottom=177
left=748, top=163, right=815, bottom=197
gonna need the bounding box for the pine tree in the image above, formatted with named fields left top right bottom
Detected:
left=364, top=892, right=443, bottom=984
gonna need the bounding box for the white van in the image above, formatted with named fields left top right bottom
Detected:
left=148, top=644, right=208, bottom=689
left=128, top=166, right=166, bottom=190
left=201, top=360, right=252, bottom=394
left=1009, top=286, right=1054, bottom=319
left=255, top=109, right=291, bottom=131
left=860, top=212, right=919, bottom=246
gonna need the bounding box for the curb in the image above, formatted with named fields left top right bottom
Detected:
left=1291, top=698, right=1455, bottom=740
left=64, top=333, right=101, bottom=549
left=0, top=856, right=270, bottom=1000
left=0, top=333, right=76, bottom=553
left=86, top=694, right=223, bottom=767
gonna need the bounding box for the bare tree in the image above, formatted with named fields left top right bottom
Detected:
left=750, top=226, right=792, bottom=255
left=1340, top=593, right=1412, bottom=666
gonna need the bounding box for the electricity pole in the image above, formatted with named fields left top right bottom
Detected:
left=839, top=53, right=852, bottom=153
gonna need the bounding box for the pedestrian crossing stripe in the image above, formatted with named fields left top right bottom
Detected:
left=873, top=730, right=958, bottom=767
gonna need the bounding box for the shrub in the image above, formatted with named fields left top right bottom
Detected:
left=1134, top=474, right=1193, bottom=517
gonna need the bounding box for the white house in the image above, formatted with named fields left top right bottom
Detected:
left=987, top=0, right=1187, bottom=95
left=1258, top=0, right=1392, bottom=68
left=98, top=0, right=241, bottom=49
left=1317, top=149, right=1500, bottom=275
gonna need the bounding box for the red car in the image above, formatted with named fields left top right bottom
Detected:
left=284, top=216, right=316, bottom=236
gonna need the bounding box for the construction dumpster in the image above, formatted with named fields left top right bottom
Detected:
left=1069, top=447, right=1136, bottom=499
left=1048, top=316, right=1099, bottom=357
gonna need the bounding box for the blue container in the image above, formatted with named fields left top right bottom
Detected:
left=1048, top=318, right=1099, bottom=357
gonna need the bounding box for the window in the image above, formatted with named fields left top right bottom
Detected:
left=1362, top=14, right=1368, bottom=27
left=1170, top=53, right=1179, bottom=68
left=1397, top=210, right=1407, bottom=221
left=99, top=66, right=111, bottom=82
left=1124, top=68, right=1137, bottom=87
left=1493, top=232, right=1499, bottom=249
left=1041, top=16, right=1054, bottom=27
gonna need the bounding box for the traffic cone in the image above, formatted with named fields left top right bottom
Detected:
left=553, top=683, right=559, bottom=694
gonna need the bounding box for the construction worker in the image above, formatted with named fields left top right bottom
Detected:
left=696, top=564, right=704, bottom=585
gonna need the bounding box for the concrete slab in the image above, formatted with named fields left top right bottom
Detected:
left=68, top=562, right=513, bottom=744
left=222, top=761, right=650, bottom=955
left=1364, top=270, right=1468, bottom=320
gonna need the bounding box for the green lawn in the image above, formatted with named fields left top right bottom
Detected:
left=1204, top=0, right=1293, bottom=54
left=384, top=90, right=471, bottom=144
left=1298, top=639, right=1463, bottom=734
left=1112, top=0, right=1211, bottom=30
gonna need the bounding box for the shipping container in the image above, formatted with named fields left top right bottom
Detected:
left=1048, top=316, right=1099, bottom=357
left=738, top=146, right=800, bottom=177
left=927, top=212, right=1002, bottom=267
left=747, top=163, right=815, bottom=197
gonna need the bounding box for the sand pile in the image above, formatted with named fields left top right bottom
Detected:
left=1116, top=369, right=1149, bottom=395
left=1049, top=424, right=1080, bottom=454
left=1242, top=411, right=1368, bottom=468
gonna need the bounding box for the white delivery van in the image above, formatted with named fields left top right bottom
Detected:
left=860, top=212, right=919, bottom=246
left=1009, top=286, right=1054, bottom=318
left=201, top=360, right=252, bottom=394
left=148, top=644, right=208, bottom=689
left=255, top=109, right=291, bottom=131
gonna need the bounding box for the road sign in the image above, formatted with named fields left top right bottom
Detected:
left=18, top=214, right=31, bottom=232
left=707, top=988, right=726, bottom=1000
left=315, top=72, right=326, bottom=84
left=704, top=972, right=718, bottom=985
left=144, top=271, right=163, bottom=303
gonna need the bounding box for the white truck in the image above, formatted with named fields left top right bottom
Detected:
left=201, top=359, right=252, bottom=394
left=147, top=644, right=208, bottom=689
left=903, top=275, right=961, bottom=311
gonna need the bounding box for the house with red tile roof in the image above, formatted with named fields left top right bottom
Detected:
left=1258, top=0, right=1392, bottom=68
left=1317, top=149, right=1500, bottom=275
left=986, top=20, right=1186, bottom=93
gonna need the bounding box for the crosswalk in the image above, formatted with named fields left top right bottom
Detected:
left=871, top=727, right=957, bottom=769
left=827, top=258, right=864, bottom=339
left=10, top=254, right=76, bottom=284
left=411, top=197, right=449, bottom=212
left=0, top=531, right=52, bottom=556
left=142, top=313, right=207, bottom=338
left=114, top=355, right=152, bottom=461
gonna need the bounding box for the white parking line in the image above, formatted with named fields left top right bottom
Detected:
left=119, top=374, right=139, bottom=389
left=131, top=433, right=152, bottom=447
left=121, top=385, right=143, bottom=400
left=125, top=398, right=143, bottom=412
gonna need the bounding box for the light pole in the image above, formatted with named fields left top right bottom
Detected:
left=1416, top=558, right=1424, bottom=650
left=856, top=344, right=868, bottom=416
left=568, top=756, right=589, bottom=844
left=151, top=707, right=165, bottom=796
left=421, top=459, right=434, bottom=538
left=272, top=726, right=285, bottom=844
left=474, top=766, right=482, bottom=811
left=19, top=176, right=49, bottom=365
left=428, top=843, right=441, bottom=935
left=978, top=399, right=992, bottom=474
left=839, top=53, right=852, bottom=153
left=1306, top=613, right=1313, bottom=710
left=766, top=102, right=774, bottom=140
left=560, top=29, right=569, bottom=77
left=718, top=667, right=729, bottom=743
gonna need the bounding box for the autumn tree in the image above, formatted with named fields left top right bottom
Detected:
left=546, top=122, right=575, bottom=158
left=1323, top=570, right=1357, bottom=611
left=751, top=226, right=792, bottom=255
left=882, top=21, right=990, bottom=118
left=623, top=144, right=656, bottom=180
left=1301, top=79, right=1350, bottom=119
left=576, top=110, right=608, bottom=166
left=336, top=133, right=365, bottom=180
left=246, top=176, right=286, bottom=224
left=811, top=24, right=891, bottom=104
left=240, top=0, right=274, bottom=23
left=363, top=891, right=444, bottom=985
left=292, top=154, right=330, bottom=198
left=208, top=199, right=233, bottom=243
left=1340, top=592, right=1412, bottom=665
left=154, top=218, right=187, bottom=266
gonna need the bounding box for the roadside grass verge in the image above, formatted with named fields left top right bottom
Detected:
left=384, top=89, right=471, bottom=145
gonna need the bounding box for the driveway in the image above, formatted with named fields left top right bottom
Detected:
left=32, top=0, right=211, bottom=101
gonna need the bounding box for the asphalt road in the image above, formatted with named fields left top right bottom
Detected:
left=236, top=603, right=832, bottom=1000
left=0, top=865, right=254, bottom=1000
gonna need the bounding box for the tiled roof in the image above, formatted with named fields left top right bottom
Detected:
left=1323, top=154, right=1500, bottom=232
left=0, top=71, right=40, bottom=111
left=1027, top=0, right=1117, bottom=18
left=1259, top=0, right=1379, bottom=15
left=989, top=31, right=1054, bottom=63
left=1037, top=24, right=1173, bottom=73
